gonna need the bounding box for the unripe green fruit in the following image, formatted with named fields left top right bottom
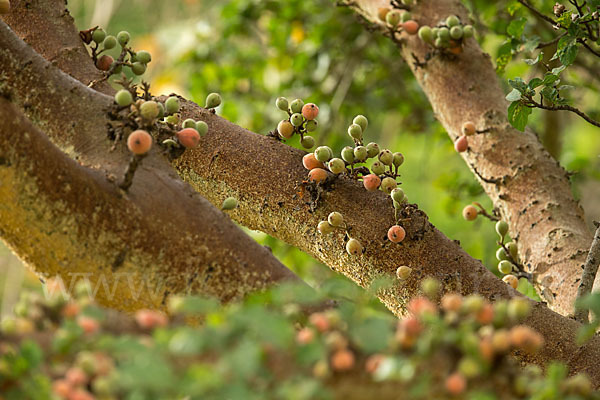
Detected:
left=92, top=29, right=106, bottom=44
left=378, top=149, right=393, bottom=166
left=431, top=27, right=440, bottom=38
left=507, top=242, right=518, bottom=259
left=446, top=15, right=460, bottom=27
left=396, top=266, right=412, bottom=280
left=341, top=146, right=355, bottom=163
left=115, top=89, right=133, bottom=107
left=507, top=298, right=531, bottom=320
left=103, top=35, right=117, bottom=50
left=117, top=31, right=130, bottom=46
left=165, top=97, right=180, bottom=114
left=450, top=26, right=463, bottom=40
left=290, top=113, right=304, bottom=127
left=111, top=62, right=123, bottom=74
left=462, top=294, right=484, bottom=314
left=371, top=161, right=385, bottom=175
left=348, top=124, right=363, bottom=140
left=277, top=120, right=295, bottom=139
left=165, top=115, right=179, bottom=125
left=418, top=26, right=433, bottom=43
left=221, top=197, right=238, bottom=210
left=131, top=62, right=146, bottom=75
left=391, top=188, right=405, bottom=203
left=328, top=211, right=344, bottom=227
left=498, top=260, right=513, bottom=275
left=463, top=25, right=474, bottom=38
left=386, top=10, right=401, bottom=26
left=393, top=152, right=404, bottom=167
left=434, top=37, right=445, bottom=48
left=314, top=146, right=333, bottom=163
left=328, top=158, right=346, bottom=174
left=366, top=142, right=380, bottom=158
left=140, top=100, right=159, bottom=120
left=421, top=277, right=440, bottom=298
left=496, top=220, right=509, bottom=238
left=276, top=97, right=289, bottom=111
left=305, top=120, right=318, bottom=132
left=0, top=317, right=16, bottom=335
left=354, top=146, right=367, bottom=162
left=205, top=92, right=222, bottom=109
left=196, top=121, right=208, bottom=136
left=353, top=115, right=368, bottom=132
left=401, top=11, right=412, bottom=23
left=346, top=238, right=363, bottom=256
left=496, top=247, right=509, bottom=261
left=301, top=136, right=315, bottom=149
left=393, top=200, right=402, bottom=209
left=182, top=118, right=196, bottom=129
left=157, top=102, right=165, bottom=119
left=290, top=98, right=304, bottom=113
left=458, top=358, right=480, bottom=379
left=318, top=220, right=334, bottom=235
left=438, top=27, right=450, bottom=41
left=137, top=50, right=152, bottom=64
left=380, top=177, right=397, bottom=194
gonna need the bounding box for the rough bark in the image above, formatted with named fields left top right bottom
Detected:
left=3, top=1, right=600, bottom=386
left=0, top=22, right=302, bottom=311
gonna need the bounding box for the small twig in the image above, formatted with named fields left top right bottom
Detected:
left=517, top=0, right=558, bottom=25
left=525, top=97, right=600, bottom=127
left=472, top=202, right=500, bottom=222
left=536, top=32, right=566, bottom=48
left=579, top=39, right=600, bottom=58
left=574, top=222, right=600, bottom=323
left=119, top=154, right=146, bottom=191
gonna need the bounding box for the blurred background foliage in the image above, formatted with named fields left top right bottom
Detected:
left=1, top=0, right=599, bottom=312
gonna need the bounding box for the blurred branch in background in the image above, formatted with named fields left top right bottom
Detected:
left=0, top=244, right=25, bottom=318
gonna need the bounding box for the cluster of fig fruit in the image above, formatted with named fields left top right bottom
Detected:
left=318, top=211, right=365, bottom=256
left=378, top=6, right=420, bottom=36
left=81, top=27, right=151, bottom=76
left=455, top=121, right=476, bottom=152
left=493, top=220, right=523, bottom=289
left=275, top=97, right=319, bottom=149
left=417, top=15, right=475, bottom=55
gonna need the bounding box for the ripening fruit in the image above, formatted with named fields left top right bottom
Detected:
left=52, top=380, right=71, bottom=398
left=96, top=55, right=114, bottom=71
left=391, top=188, right=405, bottom=203
left=341, top=146, right=355, bottom=163
left=77, top=316, right=100, bottom=335
left=177, top=128, right=201, bottom=149
left=221, top=197, right=238, bottom=210
left=140, top=100, right=160, bottom=120
left=296, top=327, right=315, bottom=345
left=301, top=136, right=315, bottom=149
left=314, top=146, right=333, bottom=163
left=393, top=152, right=404, bottom=167
left=366, top=142, right=380, bottom=158
left=396, top=266, right=412, bottom=280
left=463, top=25, right=475, bottom=38
left=378, top=149, right=394, bottom=166
left=388, top=225, right=406, bottom=243
left=290, top=98, right=304, bottom=113
left=498, top=260, right=513, bottom=275
left=403, top=20, right=419, bottom=35
left=441, top=293, right=462, bottom=312
left=196, top=121, right=208, bottom=136
left=503, top=274, right=519, bottom=289
left=363, top=174, right=381, bottom=191
left=496, top=247, right=509, bottom=261
left=66, top=367, right=88, bottom=386
left=318, top=220, right=334, bottom=235
left=290, top=113, right=304, bottom=127
left=305, top=120, right=318, bottom=132
left=348, top=124, right=363, bottom=140
left=380, top=177, right=397, bottom=194
left=136, top=50, right=152, bottom=64
left=445, top=373, right=466, bottom=395
left=308, top=168, right=328, bottom=183
left=371, top=161, right=385, bottom=175
left=115, top=89, right=133, bottom=107
left=353, top=115, right=368, bottom=132
left=165, top=96, right=180, bottom=114
left=205, top=92, right=222, bottom=109
left=450, top=26, right=463, bottom=40
left=331, top=349, right=355, bottom=371
left=365, top=354, right=385, bottom=374
left=328, top=158, right=346, bottom=174
left=386, top=10, right=401, bottom=26
left=462, top=121, right=476, bottom=136
left=510, top=325, right=544, bottom=353
left=117, top=30, right=130, bottom=46
left=354, top=146, right=368, bottom=162
left=377, top=7, right=390, bottom=22
left=302, top=103, right=319, bottom=120
left=462, top=205, right=478, bottom=221
left=277, top=120, right=295, bottom=139
left=127, top=130, right=152, bottom=155
left=346, top=238, right=363, bottom=256
left=328, top=212, right=344, bottom=227
left=455, top=135, right=468, bottom=152
left=102, top=35, right=117, bottom=50
left=303, top=153, right=324, bottom=170
left=276, top=97, right=288, bottom=111
left=496, top=220, right=509, bottom=238
left=131, top=62, right=146, bottom=75
left=418, top=26, right=433, bottom=43
left=135, top=309, right=168, bottom=329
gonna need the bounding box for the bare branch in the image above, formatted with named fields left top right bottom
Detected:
left=575, top=223, right=600, bottom=323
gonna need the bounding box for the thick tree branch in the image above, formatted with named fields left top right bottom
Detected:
left=345, top=0, right=595, bottom=318
left=575, top=223, right=600, bottom=323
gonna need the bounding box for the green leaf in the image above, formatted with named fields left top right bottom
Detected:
left=559, top=43, right=578, bottom=66
left=508, top=101, right=532, bottom=132
left=507, top=17, right=527, bottom=37
left=508, top=77, right=527, bottom=91
left=542, top=73, right=559, bottom=86
left=506, top=88, right=522, bottom=101
left=523, top=52, right=542, bottom=65
left=528, top=78, right=544, bottom=89
left=522, top=37, right=541, bottom=53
